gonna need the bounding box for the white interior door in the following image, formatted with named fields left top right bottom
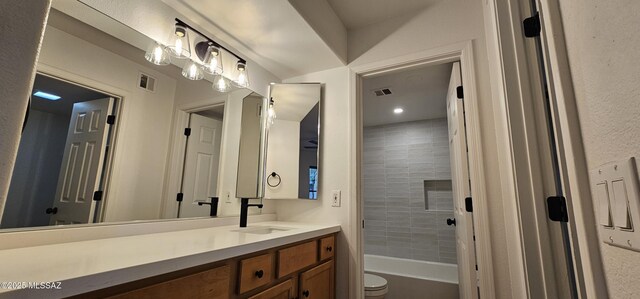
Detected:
left=179, top=113, right=222, bottom=218
left=447, top=62, right=478, bottom=299
left=50, top=98, right=114, bottom=225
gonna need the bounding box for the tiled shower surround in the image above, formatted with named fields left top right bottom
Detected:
left=363, top=118, right=457, bottom=264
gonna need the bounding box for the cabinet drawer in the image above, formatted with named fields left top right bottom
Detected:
left=247, top=279, right=294, bottom=299
left=108, top=265, right=230, bottom=299
left=319, top=236, right=335, bottom=261
left=277, top=241, right=318, bottom=278
left=239, top=253, right=274, bottom=294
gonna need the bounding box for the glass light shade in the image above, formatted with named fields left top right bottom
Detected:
left=182, top=60, right=204, bottom=80
left=213, top=74, right=232, bottom=92
left=267, top=99, right=276, bottom=125
left=233, top=61, right=250, bottom=88
left=203, top=45, right=223, bottom=75
left=144, top=42, right=170, bottom=65
left=167, top=24, right=191, bottom=58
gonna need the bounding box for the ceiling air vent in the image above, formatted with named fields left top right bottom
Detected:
left=372, top=88, right=392, bottom=96
left=138, top=72, right=156, bottom=92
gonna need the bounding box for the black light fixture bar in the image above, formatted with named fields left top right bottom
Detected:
left=175, top=18, right=246, bottom=64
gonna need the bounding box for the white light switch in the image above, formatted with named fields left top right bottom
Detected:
left=611, top=179, right=632, bottom=230
left=331, top=190, right=341, bottom=207
left=596, top=182, right=612, bottom=227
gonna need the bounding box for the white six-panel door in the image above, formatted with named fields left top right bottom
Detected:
left=447, top=62, right=479, bottom=299
left=179, top=113, right=222, bottom=218
left=50, top=98, right=114, bottom=225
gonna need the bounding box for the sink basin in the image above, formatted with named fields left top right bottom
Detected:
left=231, top=226, right=294, bottom=235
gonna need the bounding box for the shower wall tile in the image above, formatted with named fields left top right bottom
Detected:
left=363, top=119, right=457, bottom=264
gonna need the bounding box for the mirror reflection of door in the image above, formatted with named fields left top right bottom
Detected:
left=178, top=108, right=224, bottom=218
left=1, top=74, right=117, bottom=229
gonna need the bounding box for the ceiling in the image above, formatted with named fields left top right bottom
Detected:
left=31, top=74, right=110, bottom=116
left=363, top=62, right=453, bottom=127
left=326, top=0, right=437, bottom=29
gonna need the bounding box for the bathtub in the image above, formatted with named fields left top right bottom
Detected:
left=364, top=254, right=459, bottom=299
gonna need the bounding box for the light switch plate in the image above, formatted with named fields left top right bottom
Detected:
left=592, top=157, right=640, bottom=252
left=331, top=190, right=341, bottom=207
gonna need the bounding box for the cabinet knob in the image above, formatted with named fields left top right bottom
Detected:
left=302, top=290, right=310, bottom=297
left=326, top=246, right=333, bottom=252
left=255, top=270, right=264, bottom=278
left=45, top=207, right=58, bottom=215
left=446, top=218, right=456, bottom=226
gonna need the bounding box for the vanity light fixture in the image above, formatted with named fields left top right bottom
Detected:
left=182, top=60, right=204, bottom=80
left=145, top=18, right=249, bottom=93
left=203, top=44, right=223, bottom=75
left=167, top=23, right=191, bottom=58
left=233, top=60, right=250, bottom=88
left=144, top=42, right=170, bottom=65
left=267, top=98, right=276, bottom=125
left=394, top=107, right=404, bottom=114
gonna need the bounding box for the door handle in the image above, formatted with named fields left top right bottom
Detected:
left=46, top=207, right=58, bottom=215
left=446, top=218, right=456, bottom=226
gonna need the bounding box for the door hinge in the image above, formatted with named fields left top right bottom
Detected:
left=547, top=196, right=569, bottom=222
left=523, top=12, right=541, bottom=38
left=184, top=128, right=191, bottom=136
left=465, top=197, right=473, bottom=212
left=456, top=86, right=464, bottom=99
left=176, top=193, right=184, bottom=202
left=93, top=190, right=103, bottom=201
left=106, top=115, right=116, bottom=125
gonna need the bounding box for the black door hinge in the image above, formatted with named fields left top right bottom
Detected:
left=184, top=128, right=191, bottom=136
left=176, top=193, right=184, bottom=202
left=456, top=86, right=464, bottom=99
left=106, top=115, right=116, bottom=125
left=465, top=197, right=473, bottom=212
left=547, top=196, right=568, bottom=222
left=93, top=190, right=103, bottom=201
left=523, top=12, right=541, bottom=38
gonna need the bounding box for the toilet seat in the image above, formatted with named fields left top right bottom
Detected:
left=364, top=273, right=388, bottom=292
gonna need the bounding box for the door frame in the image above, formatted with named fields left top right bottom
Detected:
left=350, top=41, right=495, bottom=298
left=162, top=99, right=227, bottom=219
left=31, top=64, right=125, bottom=224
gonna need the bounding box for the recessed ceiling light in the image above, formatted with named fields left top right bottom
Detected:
left=33, top=91, right=61, bottom=101
left=393, top=107, right=404, bottom=114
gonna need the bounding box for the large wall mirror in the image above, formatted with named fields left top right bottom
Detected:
left=0, top=2, right=269, bottom=230
left=264, top=83, right=321, bottom=200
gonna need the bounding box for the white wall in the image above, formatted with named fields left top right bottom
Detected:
left=275, top=0, right=517, bottom=297
left=558, top=2, right=640, bottom=297
left=0, top=1, right=51, bottom=222
left=37, top=26, right=178, bottom=222
left=265, top=119, right=301, bottom=199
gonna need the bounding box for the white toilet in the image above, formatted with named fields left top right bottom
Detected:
left=364, top=273, right=389, bottom=299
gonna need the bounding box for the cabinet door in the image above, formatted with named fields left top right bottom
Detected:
left=107, top=265, right=230, bottom=299
left=248, top=279, right=293, bottom=299
left=299, top=261, right=334, bottom=299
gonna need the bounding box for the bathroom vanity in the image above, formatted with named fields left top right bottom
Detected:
left=0, top=221, right=339, bottom=299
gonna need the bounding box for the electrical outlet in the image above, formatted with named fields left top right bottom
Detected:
left=332, top=190, right=341, bottom=207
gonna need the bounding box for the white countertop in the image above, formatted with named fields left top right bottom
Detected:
left=0, top=221, right=340, bottom=298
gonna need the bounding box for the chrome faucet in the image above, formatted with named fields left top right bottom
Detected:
left=240, top=198, right=263, bottom=227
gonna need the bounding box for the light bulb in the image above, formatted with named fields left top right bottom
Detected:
left=144, top=42, right=170, bottom=65
left=268, top=99, right=277, bottom=125
left=394, top=107, right=404, bottom=114
left=233, top=61, right=250, bottom=88
left=213, top=74, right=232, bottom=92
left=182, top=60, right=204, bottom=80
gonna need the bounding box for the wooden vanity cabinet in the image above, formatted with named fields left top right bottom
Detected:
left=80, top=233, right=336, bottom=299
